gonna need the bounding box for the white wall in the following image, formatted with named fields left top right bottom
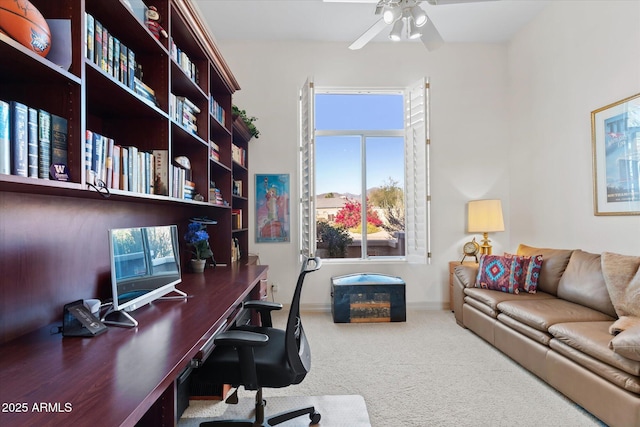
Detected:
left=508, top=0, right=640, bottom=254
left=217, top=41, right=510, bottom=308
left=213, top=0, right=640, bottom=309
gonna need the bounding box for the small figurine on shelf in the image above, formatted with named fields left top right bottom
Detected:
left=145, top=6, right=168, bottom=40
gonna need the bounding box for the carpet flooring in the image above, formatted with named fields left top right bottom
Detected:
left=179, top=309, right=605, bottom=427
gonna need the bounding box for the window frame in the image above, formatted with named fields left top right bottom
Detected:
left=299, top=79, right=431, bottom=264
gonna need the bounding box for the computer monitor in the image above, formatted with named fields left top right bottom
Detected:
left=103, top=224, right=185, bottom=327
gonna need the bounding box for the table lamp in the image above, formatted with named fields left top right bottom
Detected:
left=467, top=199, right=504, bottom=255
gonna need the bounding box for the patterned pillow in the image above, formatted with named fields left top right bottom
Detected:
left=505, top=253, right=543, bottom=293
left=475, top=255, right=519, bottom=294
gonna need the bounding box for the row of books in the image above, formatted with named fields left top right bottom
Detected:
left=85, top=130, right=166, bottom=195
left=231, top=209, right=243, bottom=230
left=86, top=12, right=153, bottom=103
left=210, top=97, right=226, bottom=126
left=169, top=94, right=200, bottom=136
left=171, top=164, right=196, bottom=200
left=231, top=143, right=247, bottom=167
left=170, top=39, right=198, bottom=84
left=0, top=100, right=67, bottom=180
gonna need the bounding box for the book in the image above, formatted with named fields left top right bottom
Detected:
left=51, top=114, right=68, bottom=168
left=0, top=100, right=9, bottom=175
left=107, top=33, right=114, bottom=76
left=10, top=101, right=28, bottom=177
left=120, top=146, right=128, bottom=191
left=152, top=149, right=169, bottom=196
left=111, top=144, right=120, bottom=189
left=101, top=26, right=108, bottom=72
left=85, top=130, right=94, bottom=184
left=125, top=145, right=138, bottom=192
left=91, top=132, right=103, bottom=185
left=85, top=13, right=94, bottom=61
left=113, top=37, right=120, bottom=81
left=94, top=19, right=102, bottom=67
left=37, top=109, right=51, bottom=179
left=119, top=44, right=127, bottom=85
left=128, top=49, right=135, bottom=89
left=27, top=107, right=38, bottom=178
left=105, top=137, right=114, bottom=188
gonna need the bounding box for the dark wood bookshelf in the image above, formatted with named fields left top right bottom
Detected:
left=0, top=0, right=244, bottom=350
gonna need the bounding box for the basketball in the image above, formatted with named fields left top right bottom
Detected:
left=0, top=0, right=51, bottom=57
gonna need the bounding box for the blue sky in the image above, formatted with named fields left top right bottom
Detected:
left=315, top=93, right=404, bottom=195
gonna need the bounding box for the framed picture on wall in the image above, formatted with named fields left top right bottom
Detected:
left=255, top=174, right=290, bottom=242
left=591, top=93, right=640, bottom=215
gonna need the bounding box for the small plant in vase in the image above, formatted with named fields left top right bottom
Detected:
left=184, top=222, right=213, bottom=272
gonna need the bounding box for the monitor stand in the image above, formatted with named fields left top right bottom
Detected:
left=102, top=308, right=138, bottom=328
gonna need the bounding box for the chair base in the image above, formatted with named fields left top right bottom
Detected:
left=199, top=389, right=321, bottom=427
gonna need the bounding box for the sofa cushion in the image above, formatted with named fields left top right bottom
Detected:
left=497, top=313, right=552, bottom=346
left=549, top=321, right=640, bottom=376
left=549, top=339, right=640, bottom=395
left=497, top=298, right=614, bottom=333
left=610, top=324, right=640, bottom=362
left=517, top=244, right=573, bottom=296
left=557, top=250, right=617, bottom=318
left=464, top=287, right=555, bottom=312
left=475, top=255, right=518, bottom=294
left=601, top=252, right=640, bottom=318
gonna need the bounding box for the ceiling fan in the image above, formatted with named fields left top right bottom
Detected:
left=334, top=0, right=493, bottom=51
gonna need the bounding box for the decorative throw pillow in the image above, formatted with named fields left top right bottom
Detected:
left=504, top=253, right=543, bottom=294
left=475, top=255, right=519, bottom=294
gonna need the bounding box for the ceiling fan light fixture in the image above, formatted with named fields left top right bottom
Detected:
left=411, top=5, right=428, bottom=27
left=389, top=18, right=403, bottom=41
left=407, top=17, right=422, bottom=39
left=383, top=5, right=401, bottom=24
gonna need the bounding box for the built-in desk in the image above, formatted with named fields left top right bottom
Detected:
left=0, top=264, right=268, bottom=427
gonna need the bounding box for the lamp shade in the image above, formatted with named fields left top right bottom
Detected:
left=467, top=199, right=505, bottom=233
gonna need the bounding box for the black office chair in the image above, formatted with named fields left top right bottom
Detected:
left=198, top=257, right=323, bottom=427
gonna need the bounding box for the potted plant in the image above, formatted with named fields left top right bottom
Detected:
left=184, top=222, right=213, bottom=272
left=232, top=105, right=260, bottom=139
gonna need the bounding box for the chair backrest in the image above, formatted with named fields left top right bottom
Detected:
left=285, top=257, right=322, bottom=384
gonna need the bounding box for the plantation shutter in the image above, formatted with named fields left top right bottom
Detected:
left=404, top=78, right=431, bottom=264
left=299, top=78, right=315, bottom=258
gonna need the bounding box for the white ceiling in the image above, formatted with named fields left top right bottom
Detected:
left=192, top=0, right=550, bottom=47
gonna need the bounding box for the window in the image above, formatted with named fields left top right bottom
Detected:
left=300, top=79, right=431, bottom=263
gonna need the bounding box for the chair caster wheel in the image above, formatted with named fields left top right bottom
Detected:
left=309, top=411, right=321, bottom=424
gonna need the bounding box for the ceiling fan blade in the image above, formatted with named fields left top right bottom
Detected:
left=420, top=19, right=444, bottom=51
left=426, top=0, right=494, bottom=5
left=349, top=18, right=388, bottom=50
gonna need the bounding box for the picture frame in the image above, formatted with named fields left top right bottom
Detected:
left=591, top=93, right=640, bottom=215
left=255, top=174, right=290, bottom=243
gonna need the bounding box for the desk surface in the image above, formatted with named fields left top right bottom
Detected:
left=0, top=264, right=268, bottom=427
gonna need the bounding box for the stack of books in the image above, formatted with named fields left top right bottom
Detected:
left=210, top=141, right=220, bottom=162
left=169, top=39, right=198, bottom=84
left=209, top=186, right=224, bottom=206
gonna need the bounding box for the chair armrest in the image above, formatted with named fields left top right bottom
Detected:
left=452, top=265, right=479, bottom=326
left=243, top=300, right=283, bottom=327
left=213, top=330, right=268, bottom=390
left=214, top=330, right=269, bottom=347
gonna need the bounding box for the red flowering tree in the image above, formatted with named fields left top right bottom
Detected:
left=335, top=198, right=382, bottom=229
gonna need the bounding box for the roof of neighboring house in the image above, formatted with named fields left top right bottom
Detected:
left=315, top=197, right=349, bottom=209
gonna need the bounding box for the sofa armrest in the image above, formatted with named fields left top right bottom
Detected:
left=452, top=264, right=478, bottom=326
left=609, top=324, right=640, bottom=362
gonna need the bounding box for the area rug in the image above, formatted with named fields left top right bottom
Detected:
left=178, top=394, right=371, bottom=427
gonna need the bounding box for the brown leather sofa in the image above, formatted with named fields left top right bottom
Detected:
left=452, top=244, right=640, bottom=427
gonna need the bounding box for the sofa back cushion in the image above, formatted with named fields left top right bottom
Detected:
left=516, top=244, right=573, bottom=296
left=557, top=250, right=617, bottom=317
